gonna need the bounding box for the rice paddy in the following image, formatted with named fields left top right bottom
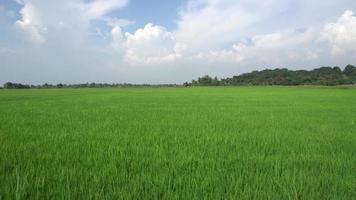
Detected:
left=0, top=87, right=355, bottom=199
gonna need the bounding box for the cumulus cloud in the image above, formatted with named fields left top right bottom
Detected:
left=123, top=24, right=178, bottom=65
left=174, top=0, right=356, bottom=59
left=320, top=10, right=356, bottom=55
left=231, top=29, right=319, bottom=64
left=174, top=0, right=309, bottom=54
left=182, top=29, right=319, bottom=66
left=14, top=0, right=129, bottom=44
left=109, top=7, right=356, bottom=67
left=15, top=2, right=47, bottom=44
left=171, top=1, right=356, bottom=67
left=175, top=0, right=257, bottom=53
left=111, top=26, right=125, bottom=51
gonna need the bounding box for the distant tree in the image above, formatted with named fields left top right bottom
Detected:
left=183, top=82, right=190, bottom=87
left=57, top=83, right=64, bottom=88
left=89, top=83, right=96, bottom=88
left=198, top=75, right=214, bottom=86
left=344, top=64, right=356, bottom=76
left=3, top=82, right=30, bottom=89
left=191, top=80, right=198, bottom=86
left=42, top=83, right=53, bottom=88
left=3, top=82, right=13, bottom=89
left=187, top=64, right=355, bottom=86
left=212, top=77, right=219, bottom=86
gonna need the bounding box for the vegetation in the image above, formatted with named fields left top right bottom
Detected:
left=3, top=82, right=31, bottom=89
left=0, top=87, right=355, bottom=199
left=187, top=64, right=356, bottom=86
left=344, top=64, right=356, bottom=80
left=2, top=82, right=180, bottom=89
left=3, top=65, right=356, bottom=89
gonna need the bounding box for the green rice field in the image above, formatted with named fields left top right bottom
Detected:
left=0, top=87, right=355, bottom=199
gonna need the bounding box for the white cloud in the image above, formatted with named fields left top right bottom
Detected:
left=14, top=0, right=129, bottom=44
left=108, top=7, right=355, bottom=67
left=183, top=29, right=319, bottom=66
left=231, top=29, right=319, bottom=64
left=320, top=10, right=356, bottom=55
left=78, top=0, right=128, bottom=20
left=123, top=24, right=178, bottom=65
left=15, top=2, right=47, bottom=44
left=111, top=26, right=125, bottom=51
left=172, top=2, right=356, bottom=67
left=175, top=0, right=257, bottom=53
left=104, top=17, right=135, bottom=28
left=174, top=0, right=302, bottom=54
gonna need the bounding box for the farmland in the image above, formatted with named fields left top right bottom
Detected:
left=0, top=87, right=355, bottom=199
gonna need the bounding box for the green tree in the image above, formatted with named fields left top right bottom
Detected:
left=198, top=75, right=214, bottom=86
left=344, top=64, right=356, bottom=76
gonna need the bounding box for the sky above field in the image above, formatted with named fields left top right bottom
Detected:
left=1, top=0, right=356, bottom=84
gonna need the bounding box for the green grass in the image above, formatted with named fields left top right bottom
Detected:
left=0, top=87, right=355, bottom=199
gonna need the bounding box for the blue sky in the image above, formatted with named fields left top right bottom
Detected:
left=0, top=0, right=356, bottom=84
left=116, top=0, right=185, bottom=31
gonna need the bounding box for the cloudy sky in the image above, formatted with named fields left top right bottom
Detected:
left=0, top=0, right=356, bottom=84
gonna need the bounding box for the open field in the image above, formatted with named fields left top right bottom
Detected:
left=0, top=87, right=355, bottom=199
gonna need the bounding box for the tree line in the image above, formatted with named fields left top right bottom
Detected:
left=1, top=82, right=180, bottom=89
left=2, top=64, right=356, bottom=89
left=185, top=64, right=356, bottom=86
